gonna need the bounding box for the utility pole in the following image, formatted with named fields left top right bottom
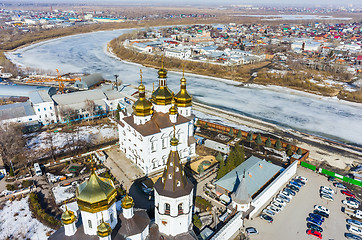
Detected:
left=114, top=74, right=119, bottom=91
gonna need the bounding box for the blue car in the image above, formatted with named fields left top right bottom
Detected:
left=309, top=213, right=324, bottom=222
left=307, top=217, right=322, bottom=226
left=290, top=181, right=302, bottom=188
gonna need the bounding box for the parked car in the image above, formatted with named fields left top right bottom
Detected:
left=306, top=229, right=322, bottom=239
left=307, top=222, right=323, bottom=233
left=278, top=194, right=290, bottom=203
left=281, top=190, right=293, bottom=198
left=272, top=201, right=284, bottom=210
left=320, top=186, right=334, bottom=194
left=342, top=190, right=356, bottom=198
left=260, top=214, right=273, bottom=223
left=246, top=227, right=258, bottom=235
left=320, top=189, right=333, bottom=197
left=297, top=176, right=308, bottom=183
left=294, top=178, right=305, bottom=186
left=307, top=217, right=322, bottom=226
left=347, top=197, right=361, bottom=205
left=267, top=205, right=281, bottom=213
left=314, top=205, right=330, bottom=215
left=309, top=213, right=325, bottom=222
left=290, top=181, right=302, bottom=188
left=333, top=182, right=346, bottom=189
left=287, top=184, right=300, bottom=192
left=320, top=193, right=334, bottom=201
left=345, top=232, right=362, bottom=240
left=314, top=210, right=329, bottom=218
left=263, top=209, right=275, bottom=216
left=347, top=219, right=362, bottom=228
left=344, top=200, right=360, bottom=209
left=348, top=225, right=362, bottom=235
left=274, top=197, right=287, bottom=206
left=284, top=187, right=296, bottom=196
left=328, top=176, right=335, bottom=182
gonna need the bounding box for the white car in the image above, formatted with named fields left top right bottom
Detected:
left=274, top=197, right=287, bottom=206
left=320, top=186, right=335, bottom=194
left=320, top=193, right=334, bottom=201
left=296, top=176, right=308, bottom=183
left=272, top=201, right=284, bottom=210
left=320, top=189, right=333, bottom=196
left=267, top=205, right=281, bottom=213
left=348, top=225, right=362, bottom=235
left=314, top=205, right=330, bottom=215
left=344, top=200, right=360, bottom=209
left=281, top=190, right=293, bottom=199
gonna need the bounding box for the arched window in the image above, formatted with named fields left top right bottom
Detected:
left=165, top=203, right=170, bottom=215
left=178, top=203, right=183, bottom=215
left=88, top=220, right=92, bottom=229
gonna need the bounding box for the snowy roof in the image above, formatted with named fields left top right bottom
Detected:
left=215, top=156, right=282, bottom=196
left=0, top=84, right=53, bottom=98
left=52, top=89, right=106, bottom=106
left=29, top=89, right=53, bottom=104
left=0, top=101, right=36, bottom=120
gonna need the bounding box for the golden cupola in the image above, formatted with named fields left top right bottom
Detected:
left=133, top=70, right=153, bottom=117
left=152, top=57, right=173, bottom=106
left=175, top=69, right=192, bottom=107
left=121, top=192, right=134, bottom=209
left=97, top=217, right=112, bottom=237
left=61, top=206, right=76, bottom=225
left=76, top=169, right=117, bottom=213
left=169, top=94, right=178, bottom=115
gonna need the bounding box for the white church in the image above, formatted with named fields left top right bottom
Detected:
left=50, top=129, right=197, bottom=240
left=117, top=64, right=196, bottom=175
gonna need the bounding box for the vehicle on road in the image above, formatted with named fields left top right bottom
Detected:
left=309, top=213, right=325, bottom=222
left=307, top=217, right=322, bottom=226
left=297, top=176, right=308, bottom=183
left=287, top=184, right=300, bottom=192
left=284, top=187, right=296, bottom=196
left=342, top=190, right=356, bottom=198
left=307, top=222, right=323, bottom=233
left=263, top=209, right=275, bottom=216
left=314, top=205, right=330, bottom=215
left=347, top=197, right=361, bottom=205
left=345, top=232, right=362, bottom=240
left=260, top=214, right=273, bottom=223
left=274, top=197, right=287, bottom=206
left=347, top=219, right=362, bottom=228
left=314, top=210, right=329, bottom=218
left=348, top=225, right=362, bottom=235
left=333, top=182, right=346, bottom=189
left=246, top=227, right=258, bottom=235
left=267, top=205, right=280, bottom=213
left=290, top=181, right=302, bottom=188
left=278, top=194, right=290, bottom=203
left=320, top=193, right=334, bottom=201
left=306, top=229, right=322, bottom=239
left=344, top=200, right=359, bottom=209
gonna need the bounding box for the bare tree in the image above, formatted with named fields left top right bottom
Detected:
left=0, top=123, right=26, bottom=170
left=59, top=106, right=77, bottom=123
left=84, top=99, right=96, bottom=121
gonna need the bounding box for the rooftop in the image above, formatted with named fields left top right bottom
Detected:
left=0, top=101, right=36, bottom=121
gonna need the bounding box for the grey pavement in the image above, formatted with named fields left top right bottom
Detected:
left=244, top=166, right=348, bottom=240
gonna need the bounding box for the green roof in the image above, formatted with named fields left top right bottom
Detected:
left=215, top=156, right=282, bottom=197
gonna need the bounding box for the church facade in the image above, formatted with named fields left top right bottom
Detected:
left=117, top=65, right=196, bottom=175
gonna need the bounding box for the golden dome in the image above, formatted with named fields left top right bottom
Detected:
left=133, top=70, right=153, bottom=117
left=121, top=193, right=134, bottom=209
left=77, top=172, right=117, bottom=213
left=61, top=206, right=76, bottom=225
left=97, top=220, right=112, bottom=237
left=152, top=87, right=173, bottom=105
left=169, top=97, right=178, bottom=115
left=175, top=72, right=192, bottom=108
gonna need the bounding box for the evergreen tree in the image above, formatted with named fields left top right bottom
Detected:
left=9, top=167, right=14, bottom=176
left=115, top=104, right=121, bottom=120
left=228, top=128, right=234, bottom=137
left=286, top=144, right=291, bottom=151
left=275, top=139, right=282, bottom=151
left=246, top=131, right=253, bottom=142
left=237, top=130, right=242, bottom=138
left=265, top=137, right=272, bottom=148
left=226, top=153, right=235, bottom=172
left=216, top=152, right=223, bottom=162
left=217, top=159, right=227, bottom=179
left=193, top=214, right=202, bottom=230
left=255, top=133, right=262, bottom=145
left=286, top=148, right=293, bottom=157
left=204, top=122, right=208, bottom=129
left=297, top=148, right=303, bottom=155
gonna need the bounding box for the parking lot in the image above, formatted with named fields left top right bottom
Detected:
left=244, top=166, right=349, bottom=240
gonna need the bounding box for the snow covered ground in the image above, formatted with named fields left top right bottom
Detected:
left=0, top=197, right=52, bottom=239
left=52, top=185, right=76, bottom=204
left=6, top=28, right=362, bottom=146
left=26, top=124, right=117, bottom=153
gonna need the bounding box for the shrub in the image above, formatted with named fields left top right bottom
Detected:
left=275, top=139, right=282, bottom=151
left=265, top=137, right=272, bottom=148
left=255, top=133, right=262, bottom=145
left=297, top=148, right=303, bottom=155
left=6, top=184, right=16, bottom=191
left=193, top=214, right=202, bottom=229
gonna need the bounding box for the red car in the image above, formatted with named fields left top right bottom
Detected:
left=341, top=190, right=356, bottom=197
left=307, top=229, right=322, bottom=239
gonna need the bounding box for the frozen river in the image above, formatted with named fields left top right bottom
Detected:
left=6, top=29, right=362, bottom=146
